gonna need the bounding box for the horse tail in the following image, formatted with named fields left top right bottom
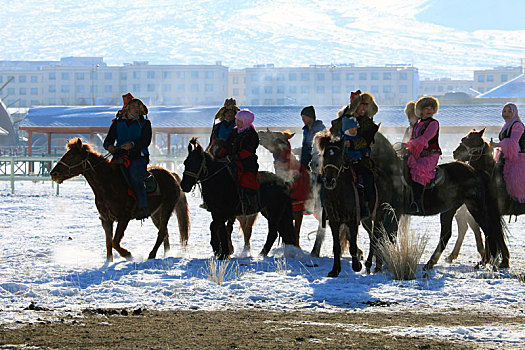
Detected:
left=172, top=172, right=191, bottom=247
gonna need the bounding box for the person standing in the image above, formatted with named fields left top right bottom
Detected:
left=405, top=96, right=442, bottom=214
left=492, top=103, right=525, bottom=203
left=103, top=93, right=152, bottom=220
left=300, top=106, right=325, bottom=170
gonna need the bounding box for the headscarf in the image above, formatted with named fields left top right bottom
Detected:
left=501, top=103, right=521, bottom=136
left=235, top=109, right=255, bottom=133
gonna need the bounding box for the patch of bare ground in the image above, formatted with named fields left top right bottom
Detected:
left=2, top=309, right=525, bottom=349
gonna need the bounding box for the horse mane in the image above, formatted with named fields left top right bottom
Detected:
left=315, top=130, right=335, bottom=153
left=66, top=138, right=103, bottom=158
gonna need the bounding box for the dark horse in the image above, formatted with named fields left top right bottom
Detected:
left=452, top=129, right=525, bottom=260
left=50, top=138, right=190, bottom=262
left=180, top=138, right=298, bottom=259
left=372, top=131, right=509, bottom=270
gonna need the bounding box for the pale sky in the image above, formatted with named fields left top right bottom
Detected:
left=1, top=0, right=524, bottom=79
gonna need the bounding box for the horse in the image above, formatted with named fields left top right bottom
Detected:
left=180, top=138, right=298, bottom=259
left=372, top=131, right=509, bottom=270
left=50, top=138, right=190, bottom=262
left=317, top=133, right=401, bottom=276
left=451, top=128, right=525, bottom=261
left=257, top=129, right=327, bottom=256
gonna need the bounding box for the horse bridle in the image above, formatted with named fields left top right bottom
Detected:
left=183, top=149, right=231, bottom=184
left=57, top=152, right=110, bottom=177
left=321, top=144, right=348, bottom=180
left=460, top=140, right=489, bottom=162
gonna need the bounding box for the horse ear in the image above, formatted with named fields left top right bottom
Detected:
left=317, top=135, right=331, bottom=153
left=266, top=127, right=270, bottom=132
left=479, top=128, right=486, bottom=136
left=75, top=138, right=83, bottom=148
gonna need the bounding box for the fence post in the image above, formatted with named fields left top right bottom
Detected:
left=10, top=156, right=15, bottom=194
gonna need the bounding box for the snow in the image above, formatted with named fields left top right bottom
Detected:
left=0, top=171, right=525, bottom=346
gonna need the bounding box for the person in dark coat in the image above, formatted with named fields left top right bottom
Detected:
left=220, top=109, right=260, bottom=214
left=300, top=105, right=325, bottom=170
left=208, top=98, right=240, bottom=156
left=103, top=93, right=152, bottom=220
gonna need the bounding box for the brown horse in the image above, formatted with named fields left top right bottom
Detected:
left=50, top=138, right=190, bottom=262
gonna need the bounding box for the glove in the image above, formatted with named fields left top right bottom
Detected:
left=108, top=145, right=115, bottom=154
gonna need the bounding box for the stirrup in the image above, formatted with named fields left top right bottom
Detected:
left=408, top=201, right=421, bottom=214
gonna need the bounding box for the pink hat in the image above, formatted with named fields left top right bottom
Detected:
left=235, top=109, right=256, bottom=133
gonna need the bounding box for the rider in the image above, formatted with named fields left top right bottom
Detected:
left=402, top=100, right=418, bottom=143
left=492, top=103, right=525, bottom=203
left=330, top=90, right=379, bottom=218
left=223, top=109, right=260, bottom=214
left=208, top=98, right=240, bottom=156
left=103, top=93, right=152, bottom=220
left=300, top=105, right=325, bottom=171
left=406, top=96, right=442, bottom=214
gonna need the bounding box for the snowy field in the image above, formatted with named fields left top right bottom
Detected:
left=0, top=177, right=524, bottom=346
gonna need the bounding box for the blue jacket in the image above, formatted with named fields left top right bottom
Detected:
left=103, top=114, right=152, bottom=161
left=301, top=120, right=325, bottom=168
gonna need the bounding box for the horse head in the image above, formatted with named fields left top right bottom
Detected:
left=258, top=129, right=295, bottom=155
left=181, top=137, right=206, bottom=192
left=453, top=128, right=489, bottom=162
left=316, top=132, right=345, bottom=190
left=50, top=138, right=98, bottom=184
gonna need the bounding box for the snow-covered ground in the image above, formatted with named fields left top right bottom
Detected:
left=0, top=178, right=524, bottom=346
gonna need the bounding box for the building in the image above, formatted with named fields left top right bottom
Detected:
left=0, top=57, right=229, bottom=108
left=242, top=64, right=419, bottom=107
left=228, top=69, right=246, bottom=106
left=418, top=78, right=475, bottom=97
left=473, top=64, right=522, bottom=94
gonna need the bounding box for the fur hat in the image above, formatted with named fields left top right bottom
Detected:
left=122, top=93, right=134, bottom=107
left=404, top=101, right=416, bottom=117
left=337, top=91, right=378, bottom=119
left=215, top=98, right=240, bottom=121
left=124, top=97, right=148, bottom=116
left=301, top=106, right=316, bottom=120
left=415, top=96, right=439, bottom=118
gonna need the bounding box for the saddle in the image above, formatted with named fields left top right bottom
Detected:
left=112, top=157, right=160, bottom=197
left=424, top=166, right=445, bottom=189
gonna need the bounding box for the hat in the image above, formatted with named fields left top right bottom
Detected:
left=404, top=101, right=416, bottom=117
left=301, top=106, right=316, bottom=120
left=338, top=91, right=378, bottom=119
left=215, top=98, right=240, bottom=121
left=415, top=96, right=439, bottom=118
left=235, top=109, right=255, bottom=133
left=123, top=96, right=148, bottom=116
left=122, top=93, right=134, bottom=107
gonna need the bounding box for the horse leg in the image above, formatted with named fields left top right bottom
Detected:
left=148, top=211, right=169, bottom=260
left=293, top=212, right=303, bottom=248
left=240, top=214, right=257, bottom=252
left=328, top=222, right=342, bottom=277
left=209, top=221, right=221, bottom=257
left=361, top=218, right=375, bottom=274
left=424, top=209, right=456, bottom=270
left=466, top=213, right=485, bottom=261
left=101, top=219, right=114, bottom=262
left=345, top=222, right=362, bottom=272
left=446, top=206, right=469, bottom=263
left=260, top=220, right=278, bottom=257
left=310, top=215, right=326, bottom=257
left=226, top=218, right=235, bottom=255
left=112, top=220, right=132, bottom=260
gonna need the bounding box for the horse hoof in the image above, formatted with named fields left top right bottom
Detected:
left=328, top=270, right=340, bottom=278
left=365, top=267, right=371, bottom=275
left=445, top=255, right=455, bottom=263
left=423, top=262, right=433, bottom=271
left=125, top=255, right=134, bottom=262
left=310, top=249, right=320, bottom=258
left=259, top=249, right=269, bottom=257
left=373, top=266, right=383, bottom=274
left=499, top=260, right=509, bottom=269
left=352, top=260, right=362, bottom=272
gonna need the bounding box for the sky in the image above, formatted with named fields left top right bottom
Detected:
left=0, top=0, right=524, bottom=79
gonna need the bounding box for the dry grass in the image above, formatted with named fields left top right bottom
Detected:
left=378, top=215, right=428, bottom=280
left=204, top=258, right=240, bottom=285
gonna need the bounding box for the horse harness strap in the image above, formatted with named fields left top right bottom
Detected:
left=58, top=156, right=96, bottom=175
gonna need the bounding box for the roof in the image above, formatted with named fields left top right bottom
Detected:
left=478, top=74, right=525, bottom=98
left=20, top=104, right=525, bottom=134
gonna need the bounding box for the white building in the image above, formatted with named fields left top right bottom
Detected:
left=419, top=78, right=475, bottom=97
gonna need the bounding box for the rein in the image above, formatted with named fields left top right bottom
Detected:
left=57, top=152, right=112, bottom=177
left=321, top=145, right=348, bottom=180
left=461, top=142, right=489, bottom=162
left=183, top=151, right=231, bottom=184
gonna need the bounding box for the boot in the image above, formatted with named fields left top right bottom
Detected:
left=408, top=182, right=424, bottom=214
left=136, top=206, right=150, bottom=220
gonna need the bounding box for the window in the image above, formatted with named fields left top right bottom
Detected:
left=289, top=73, right=297, bottom=81
left=276, top=98, right=285, bottom=105
left=264, top=86, right=272, bottom=94
left=205, top=71, right=214, bottom=79
left=147, top=71, right=155, bottom=79
left=264, top=99, right=273, bottom=105
left=19, top=88, right=26, bottom=95
left=91, top=86, right=97, bottom=93
left=346, top=85, right=354, bottom=92
left=289, top=86, right=297, bottom=93
left=205, top=84, right=213, bottom=92
left=300, top=73, right=310, bottom=81
left=251, top=87, right=259, bottom=94
left=31, top=100, right=39, bottom=105
left=371, top=85, right=379, bottom=93
left=177, top=71, right=185, bottom=78
left=487, top=75, right=494, bottom=82
left=49, top=98, right=57, bottom=105
left=191, top=71, right=199, bottom=79
left=332, top=86, right=341, bottom=93
left=316, top=86, right=325, bottom=93
left=105, top=85, right=112, bottom=93
left=232, top=77, right=239, bottom=84
left=479, top=87, right=484, bottom=93
left=190, top=84, right=198, bottom=92
left=346, top=73, right=355, bottom=80
left=61, top=73, right=69, bottom=80
left=147, top=84, right=155, bottom=92
left=75, top=85, right=83, bottom=93
left=61, top=85, right=70, bottom=93
left=133, top=71, right=141, bottom=79
left=501, top=74, right=508, bottom=82
left=163, top=71, right=172, bottom=79
left=251, top=99, right=259, bottom=105
left=120, top=72, right=127, bottom=80
left=333, top=73, right=341, bottom=81
left=19, top=75, right=27, bottom=83
left=301, top=86, right=309, bottom=93
left=399, top=72, right=408, bottom=80
left=371, top=73, right=379, bottom=80
left=31, top=88, right=38, bottom=95
left=399, top=85, right=408, bottom=93
left=383, top=85, right=392, bottom=93
left=383, top=72, right=392, bottom=80
left=447, top=86, right=453, bottom=91
left=264, top=75, right=272, bottom=81
left=19, top=100, right=27, bottom=107
left=233, top=88, right=239, bottom=95
left=31, top=76, right=38, bottom=83
left=49, top=73, right=56, bottom=80
left=75, top=73, right=84, bottom=80
left=277, top=86, right=285, bottom=94
left=105, top=72, right=112, bottom=80
left=317, top=73, right=325, bottom=81
left=49, top=85, right=57, bottom=93
left=438, top=86, right=444, bottom=92
left=120, top=85, right=127, bottom=93
left=164, top=84, right=171, bottom=92
left=177, top=84, right=185, bottom=92
left=359, top=73, right=367, bottom=80
left=133, top=84, right=141, bottom=92
left=276, top=74, right=285, bottom=81
left=478, top=75, right=484, bottom=82
left=251, top=74, right=259, bottom=82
